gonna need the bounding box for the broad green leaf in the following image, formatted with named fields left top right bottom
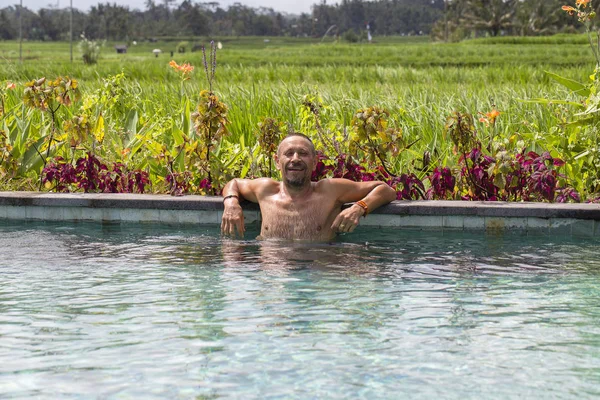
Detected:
left=127, top=126, right=154, bottom=158
left=172, top=128, right=184, bottom=146
left=174, top=146, right=185, bottom=171
left=18, top=136, right=47, bottom=175
left=519, top=98, right=585, bottom=108
left=223, top=147, right=244, bottom=170
left=545, top=71, right=590, bottom=97
left=14, top=119, right=33, bottom=156
left=566, top=116, right=598, bottom=127
left=125, top=109, right=139, bottom=140
left=183, top=99, right=191, bottom=136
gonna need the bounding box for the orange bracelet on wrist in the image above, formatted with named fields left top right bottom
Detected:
left=356, top=200, right=369, bottom=217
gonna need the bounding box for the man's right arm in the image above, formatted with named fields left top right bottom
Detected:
left=220, top=178, right=268, bottom=238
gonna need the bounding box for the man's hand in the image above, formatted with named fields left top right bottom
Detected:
left=221, top=199, right=245, bottom=238
left=331, top=204, right=365, bottom=233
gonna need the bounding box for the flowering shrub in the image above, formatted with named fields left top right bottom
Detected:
left=78, top=34, right=103, bottom=65
left=257, top=117, right=284, bottom=177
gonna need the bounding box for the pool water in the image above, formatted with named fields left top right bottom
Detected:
left=1, top=220, right=600, bottom=399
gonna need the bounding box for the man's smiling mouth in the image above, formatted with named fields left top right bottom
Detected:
left=287, top=164, right=306, bottom=171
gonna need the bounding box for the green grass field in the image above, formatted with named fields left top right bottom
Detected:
left=0, top=35, right=597, bottom=196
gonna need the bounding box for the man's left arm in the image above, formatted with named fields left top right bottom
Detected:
left=330, top=179, right=397, bottom=233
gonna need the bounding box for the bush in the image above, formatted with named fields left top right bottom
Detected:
left=176, top=41, right=189, bottom=53
left=78, top=34, right=103, bottom=65
left=343, top=30, right=359, bottom=43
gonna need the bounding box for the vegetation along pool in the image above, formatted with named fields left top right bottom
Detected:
left=1, top=221, right=600, bottom=398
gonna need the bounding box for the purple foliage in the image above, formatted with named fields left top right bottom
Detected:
left=41, top=157, right=77, bottom=192
left=42, top=152, right=149, bottom=194
left=388, top=173, right=425, bottom=200
left=426, top=167, right=455, bottom=200
left=459, top=147, right=498, bottom=201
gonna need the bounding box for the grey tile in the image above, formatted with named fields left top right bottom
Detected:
left=64, top=207, right=84, bottom=221
left=594, top=221, right=600, bottom=237
left=413, top=216, right=444, bottom=228
left=159, top=210, right=180, bottom=225
left=244, top=211, right=260, bottom=224
left=6, top=206, right=26, bottom=220
left=44, top=207, right=65, bottom=221
left=174, top=210, right=200, bottom=224
left=548, top=218, right=574, bottom=236
left=362, top=214, right=401, bottom=227
left=528, top=217, right=550, bottom=231
left=101, top=208, right=121, bottom=222
left=463, top=216, right=485, bottom=230
left=572, top=220, right=595, bottom=237
left=485, top=217, right=528, bottom=231
left=80, top=208, right=103, bottom=221
left=443, top=216, right=464, bottom=229
left=139, top=209, right=162, bottom=223
left=25, top=206, right=46, bottom=220
left=119, top=209, right=141, bottom=223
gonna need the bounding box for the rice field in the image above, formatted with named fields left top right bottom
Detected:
left=0, top=35, right=597, bottom=196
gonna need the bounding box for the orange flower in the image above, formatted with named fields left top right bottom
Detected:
left=478, top=109, right=501, bottom=127
left=486, top=109, right=501, bottom=124
left=169, top=60, right=194, bottom=75
left=6, top=82, right=16, bottom=90
left=562, top=5, right=576, bottom=14
left=576, top=0, right=590, bottom=7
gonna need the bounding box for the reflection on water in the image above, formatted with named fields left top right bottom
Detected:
left=1, top=220, right=600, bottom=399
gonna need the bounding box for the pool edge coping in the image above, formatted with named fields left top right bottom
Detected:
left=1, top=192, right=600, bottom=236
left=1, top=191, right=600, bottom=219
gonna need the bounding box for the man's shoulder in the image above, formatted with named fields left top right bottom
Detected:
left=314, top=177, right=355, bottom=188
left=313, top=178, right=356, bottom=196
left=249, top=177, right=280, bottom=195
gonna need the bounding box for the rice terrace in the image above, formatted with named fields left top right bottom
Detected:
left=2, top=0, right=600, bottom=398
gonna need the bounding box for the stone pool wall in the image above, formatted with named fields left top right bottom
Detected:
left=1, top=192, right=600, bottom=236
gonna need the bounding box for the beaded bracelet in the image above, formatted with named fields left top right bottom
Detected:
left=356, top=200, right=369, bottom=217
left=223, top=194, right=240, bottom=203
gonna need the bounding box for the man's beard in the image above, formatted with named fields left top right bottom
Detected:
left=286, top=174, right=307, bottom=188
left=285, top=163, right=308, bottom=188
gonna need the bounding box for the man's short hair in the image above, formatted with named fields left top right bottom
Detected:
left=278, top=132, right=316, bottom=156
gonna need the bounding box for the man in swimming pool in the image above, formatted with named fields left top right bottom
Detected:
left=220, top=133, right=397, bottom=241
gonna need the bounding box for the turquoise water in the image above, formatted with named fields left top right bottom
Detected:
left=1, top=221, right=600, bottom=399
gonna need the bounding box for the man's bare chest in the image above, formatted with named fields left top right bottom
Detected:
left=259, top=197, right=340, bottom=240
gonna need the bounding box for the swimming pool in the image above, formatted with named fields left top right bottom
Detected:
left=1, top=220, right=599, bottom=398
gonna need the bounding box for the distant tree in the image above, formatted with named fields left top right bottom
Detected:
left=0, top=9, right=15, bottom=39
left=515, top=0, right=565, bottom=36
left=0, top=0, right=581, bottom=42
left=458, top=0, right=518, bottom=36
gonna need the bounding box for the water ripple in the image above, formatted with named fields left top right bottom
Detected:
left=1, top=221, right=600, bottom=398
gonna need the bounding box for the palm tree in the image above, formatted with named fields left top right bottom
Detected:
left=459, top=0, right=518, bottom=36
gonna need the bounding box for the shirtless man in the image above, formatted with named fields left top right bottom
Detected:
left=220, top=133, right=397, bottom=241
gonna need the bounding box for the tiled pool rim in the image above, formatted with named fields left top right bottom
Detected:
left=2, top=191, right=600, bottom=236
